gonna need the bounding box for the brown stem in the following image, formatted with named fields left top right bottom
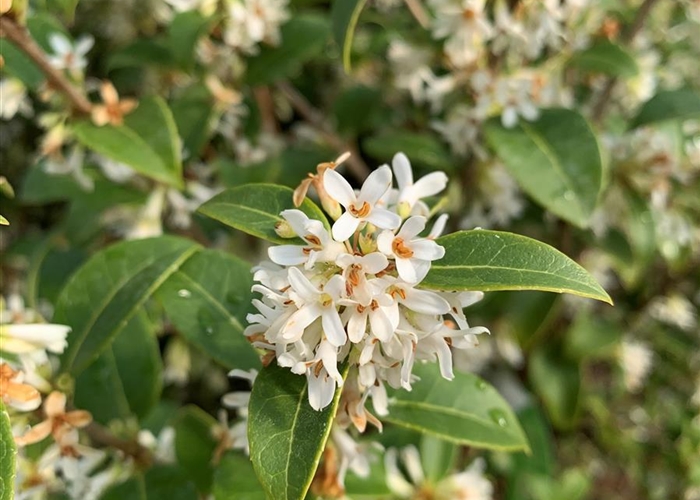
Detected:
left=0, top=15, right=92, bottom=115
left=252, top=86, right=280, bottom=135
left=403, top=0, right=430, bottom=29
left=591, top=0, right=661, bottom=123
left=276, top=81, right=371, bottom=182
left=85, top=422, right=153, bottom=468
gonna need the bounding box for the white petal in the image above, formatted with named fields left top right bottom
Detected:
left=322, top=308, right=346, bottom=347
left=324, top=168, right=356, bottom=208
left=401, top=288, right=450, bottom=314
left=347, top=309, right=368, bottom=343
left=409, top=171, right=448, bottom=199
left=401, top=446, right=425, bottom=485
left=502, top=106, right=518, bottom=128
left=332, top=212, right=361, bottom=242
left=365, top=208, right=401, bottom=230
left=48, top=33, right=71, bottom=55
left=280, top=209, right=310, bottom=236
left=428, top=214, right=449, bottom=239
left=434, top=339, right=454, bottom=380
left=396, top=257, right=418, bottom=284
left=410, top=239, right=445, bottom=261
left=412, top=260, right=432, bottom=283
left=360, top=252, right=389, bottom=275
left=391, top=152, right=413, bottom=191
left=282, top=304, right=321, bottom=341
left=358, top=165, right=393, bottom=205
left=75, top=35, right=95, bottom=56
left=397, top=216, right=426, bottom=240
left=307, top=371, right=336, bottom=411
left=318, top=341, right=343, bottom=385
left=287, top=267, right=319, bottom=302
left=369, top=308, right=394, bottom=342
left=268, top=245, right=307, bottom=266
left=458, top=291, right=485, bottom=308
left=376, top=230, right=395, bottom=256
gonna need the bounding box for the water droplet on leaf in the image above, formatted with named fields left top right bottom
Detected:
left=178, top=289, right=192, bottom=298
left=475, top=379, right=487, bottom=390
left=489, top=409, right=508, bottom=427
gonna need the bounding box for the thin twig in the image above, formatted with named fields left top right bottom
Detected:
left=275, top=81, right=371, bottom=182
left=0, top=15, right=92, bottom=115
left=591, top=0, right=661, bottom=123
left=252, top=86, right=280, bottom=135
left=85, top=422, right=153, bottom=467
left=403, top=0, right=430, bottom=29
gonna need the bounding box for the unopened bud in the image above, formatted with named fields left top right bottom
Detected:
left=321, top=197, right=342, bottom=221
left=274, top=220, right=296, bottom=239
left=397, top=201, right=412, bottom=219
left=358, top=232, right=377, bottom=255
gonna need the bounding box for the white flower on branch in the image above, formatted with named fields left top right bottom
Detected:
left=246, top=153, right=488, bottom=412
left=47, top=33, right=94, bottom=76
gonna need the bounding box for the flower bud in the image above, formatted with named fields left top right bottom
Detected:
left=358, top=232, right=377, bottom=255
left=274, top=220, right=296, bottom=239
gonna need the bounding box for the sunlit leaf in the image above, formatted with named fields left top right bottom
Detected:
left=383, top=364, right=530, bottom=451
left=248, top=363, right=344, bottom=500
left=198, top=184, right=329, bottom=244
left=422, top=230, right=612, bottom=304
left=484, top=109, right=603, bottom=227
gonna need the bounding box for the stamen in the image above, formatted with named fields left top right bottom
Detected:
left=391, top=237, right=414, bottom=258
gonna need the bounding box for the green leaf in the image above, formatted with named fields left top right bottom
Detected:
left=156, top=249, right=260, bottom=371
left=331, top=0, right=369, bottom=72
left=333, top=85, right=383, bottom=135
left=107, top=38, right=176, bottom=70
left=0, top=403, right=16, bottom=500
left=564, top=314, right=622, bottom=360
left=383, top=364, right=530, bottom=451
left=568, top=40, right=638, bottom=77
left=56, top=236, right=200, bottom=375
left=74, top=312, right=162, bottom=424
left=102, top=466, right=198, bottom=500
left=174, top=406, right=219, bottom=494
left=72, top=97, right=183, bottom=188
left=197, top=184, right=330, bottom=245
left=169, top=11, right=214, bottom=70
left=363, top=131, right=453, bottom=171
left=484, top=108, right=603, bottom=228
left=528, top=345, right=581, bottom=430
left=248, top=363, right=344, bottom=500
left=245, top=15, right=331, bottom=85
left=171, top=85, right=215, bottom=158
left=629, top=89, right=700, bottom=129
left=0, top=42, right=44, bottom=89
left=420, top=435, right=456, bottom=482
left=422, top=230, right=612, bottom=304
left=213, top=452, right=267, bottom=500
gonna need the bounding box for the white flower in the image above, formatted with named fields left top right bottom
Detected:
left=429, top=0, right=494, bottom=67
left=246, top=152, right=487, bottom=411
left=377, top=216, right=445, bottom=283
left=648, top=294, right=697, bottom=332
left=494, top=77, right=540, bottom=128
left=619, top=338, right=653, bottom=393
left=390, top=153, right=448, bottom=218
left=223, top=0, right=290, bottom=55
left=124, top=186, right=166, bottom=240
left=0, top=78, right=32, bottom=120
left=324, top=165, right=401, bottom=242
left=385, top=445, right=494, bottom=500
left=47, top=33, right=94, bottom=74
left=43, top=147, right=94, bottom=192
left=268, top=210, right=346, bottom=269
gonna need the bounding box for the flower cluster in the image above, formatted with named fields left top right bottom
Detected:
left=245, top=153, right=488, bottom=412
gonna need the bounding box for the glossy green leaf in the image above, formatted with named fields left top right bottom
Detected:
left=420, top=434, right=457, bottom=482
left=156, top=249, right=260, bottom=370
left=169, top=11, right=214, bottom=70
left=74, top=312, right=162, bottom=424
left=422, top=230, right=612, bottom=304
left=363, top=131, right=453, bottom=171
left=0, top=42, right=44, bottom=89
left=213, top=452, right=267, bottom=500
left=568, top=40, right=638, bottom=77
left=331, top=0, right=369, bottom=72
left=0, top=403, right=16, bottom=500
left=248, top=363, right=344, bottom=500
left=383, top=364, right=530, bottom=451
left=246, top=15, right=331, bottom=85
left=484, top=108, right=603, bottom=227
left=529, top=345, right=581, bottom=430
left=56, top=236, right=200, bottom=374
left=73, top=97, right=183, bottom=188
left=197, top=184, right=329, bottom=244
left=630, top=89, right=700, bottom=129
left=174, top=406, right=219, bottom=494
